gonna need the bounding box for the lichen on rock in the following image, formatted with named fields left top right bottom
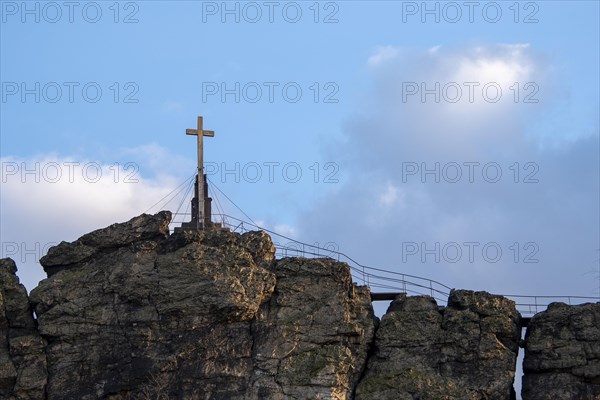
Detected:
left=26, top=211, right=376, bottom=399
left=2, top=211, right=599, bottom=399
left=522, top=301, right=600, bottom=400
left=250, top=257, right=377, bottom=399
left=355, top=290, right=521, bottom=400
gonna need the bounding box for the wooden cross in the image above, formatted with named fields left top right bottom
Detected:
left=186, top=116, right=214, bottom=230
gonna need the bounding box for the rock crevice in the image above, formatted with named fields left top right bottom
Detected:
left=0, top=258, right=47, bottom=400
left=355, top=290, right=521, bottom=400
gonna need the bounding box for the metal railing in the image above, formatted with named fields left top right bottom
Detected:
left=171, top=212, right=599, bottom=316
left=492, top=295, right=599, bottom=316
left=212, top=214, right=453, bottom=306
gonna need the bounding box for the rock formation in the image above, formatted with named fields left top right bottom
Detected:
left=0, top=211, right=598, bottom=399
left=249, top=257, right=375, bottom=399
left=27, top=211, right=375, bottom=399
left=0, top=258, right=46, bottom=400
left=355, top=290, right=521, bottom=400
left=522, top=302, right=600, bottom=399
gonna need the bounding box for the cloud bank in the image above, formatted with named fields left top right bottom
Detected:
left=296, top=43, right=599, bottom=298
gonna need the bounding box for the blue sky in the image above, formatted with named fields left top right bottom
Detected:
left=1, top=1, right=599, bottom=306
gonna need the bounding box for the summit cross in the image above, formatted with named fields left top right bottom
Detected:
left=186, top=116, right=214, bottom=230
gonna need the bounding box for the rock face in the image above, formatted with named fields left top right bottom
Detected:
left=0, top=258, right=47, bottom=399
left=2, top=211, right=599, bottom=398
left=355, top=290, right=521, bottom=400
left=250, top=257, right=376, bottom=399
left=39, top=211, right=174, bottom=277
left=522, top=302, right=600, bottom=400
left=28, top=211, right=376, bottom=399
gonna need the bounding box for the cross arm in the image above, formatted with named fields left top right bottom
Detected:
left=186, top=129, right=215, bottom=137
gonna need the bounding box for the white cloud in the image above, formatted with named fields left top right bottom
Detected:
left=117, top=142, right=196, bottom=178
left=273, top=224, right=297, bottom=236
left=1, top=146, right=191, bottom=291
left=367, top=45, right=401, bottom=66
left=451, top=44, right=533, bottom=90
left=428, top=45, right=441, bottom=54
left=369, top=43, right=537, bottom=124
left=296, top=43, right=599, bottom=301
left=379, top=182, right=400, bottom=206
left=355, top=43, right=549, bottom=162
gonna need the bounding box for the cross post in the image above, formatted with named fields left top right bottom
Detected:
left=185, top=116, right=214, bottom=230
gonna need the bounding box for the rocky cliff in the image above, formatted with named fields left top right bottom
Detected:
left=0, top=211, right=598, bottom=399
left=522, top=302, right=600, bottom=399
left=355, top=291, right=521, bottom=400
left=0, top=259, right=46, bottom=400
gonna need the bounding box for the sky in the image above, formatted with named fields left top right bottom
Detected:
left=1, top=0, right=599, bottom=327
left=1, top=1, right=599, bottom=396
